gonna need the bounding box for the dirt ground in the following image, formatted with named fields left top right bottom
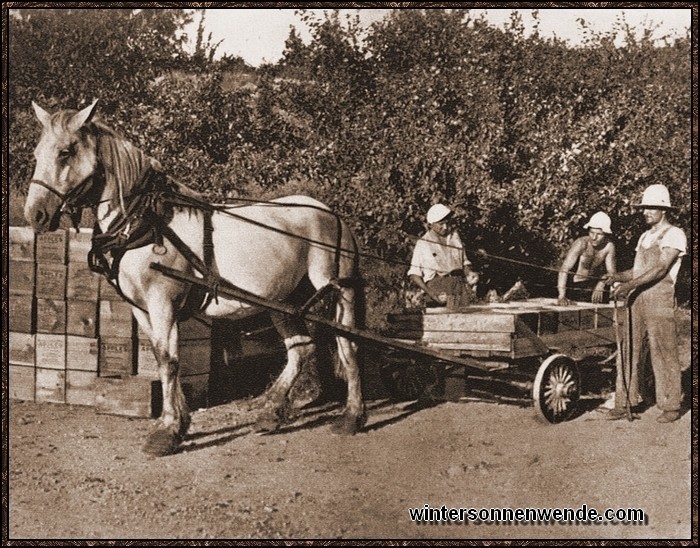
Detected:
left=7, top=310, right=695, bottom=541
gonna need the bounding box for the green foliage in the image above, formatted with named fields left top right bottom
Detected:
left=9, top=8, right=692, bottom=318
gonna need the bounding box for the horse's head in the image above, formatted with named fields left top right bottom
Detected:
left=24, top=100, right=100, bottom=232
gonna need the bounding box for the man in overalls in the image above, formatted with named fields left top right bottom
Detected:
left=606, top=184, right=687, bottom=423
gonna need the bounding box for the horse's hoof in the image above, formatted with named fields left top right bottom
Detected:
left=330, top=412, right=366, bottom=435
left=142, top=429, right=183, bottom=457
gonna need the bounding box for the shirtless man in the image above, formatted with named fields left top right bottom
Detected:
left=557, top=211, right=617, bottom=305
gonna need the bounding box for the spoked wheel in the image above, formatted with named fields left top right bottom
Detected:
left=380, top=356, right=436, bottom=401
left=533, top=354, right=581, bottom=423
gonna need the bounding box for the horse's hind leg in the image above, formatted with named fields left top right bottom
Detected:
left=254, top=312, right=315, bottom=432
left=137, top=306, right=190, bottom=456
left=331, top=285, right=366, bottom=434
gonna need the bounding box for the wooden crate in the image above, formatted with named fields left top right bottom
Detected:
left=8, top=260, right=35, bottom=296
left=67, top=262, right=100, bottom=301
left=9, top=365, right=35, bottom=401
left=136, top=338, right=211, bottom=377
left=36, top=298, right=66, bottom=334
left=35, top=368, right=66, bottom=403
left=35, top=263, right=67, bottom=299
left=9, top=332, right=35, bottom=366
left=95, top=376, right=158, bottom=418
left=179, top=316, right=212, bottom=340
left=68, top=227, right=93, bottom=262
left=99, top=300, right=134, bottom=337
left=66, top=336, right=100, bottom=371
left=9, top=294, right=35, bottom=334
left=35, top=334, right=66, bottom=370
left=65, top=369, right=97, bottom=406
left=67, top=300, right=98, bottom=338
left=99, top=337, right=135, bottom=377
left=36, top=229, right=67, bottom=264
left=9, top=226, right=35, bottom=262
left=99, top=278, right=123, bottom=301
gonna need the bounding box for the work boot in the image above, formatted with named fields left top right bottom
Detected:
left=606, top=408, right=628, bottom=421
left=656, top=410, right=681, bottom=423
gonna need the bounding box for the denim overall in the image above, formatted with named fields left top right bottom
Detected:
left=615, top=226, right=682, bottom=412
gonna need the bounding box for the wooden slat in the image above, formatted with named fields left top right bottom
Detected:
left=9, top=295, right=35, bottom=333
left=65, top=369, right=97, bottom=406
left=67, top=300, right=98, bottom=338
left=66, top=336, right=100, bottom=372
left=9, top=260, right=35, bottom=296
left=36, top=298, right=66, bottom=334
left=423, top=312, right=518, bottom=333
left=9, top=365, right=35, bottom=401
left=422, top=330, right=512, bottom=347
left=99, top=300, right=134, bottom=338
left=35, top=368, right=65, bottom=403
left=95, top=376, right=156, bottom=418
left=9, top=227, right=35, bottom=262
left=9, top=332, right=35, bottom=366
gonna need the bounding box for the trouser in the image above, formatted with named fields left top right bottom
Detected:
left=615, top=287, right=681, bottom=412
left=425, top=274, right=474, bottom=308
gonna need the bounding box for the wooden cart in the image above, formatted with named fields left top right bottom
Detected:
left=153, top=264, right=622, bottom=424
left=382, top=298, right=622, bottom=423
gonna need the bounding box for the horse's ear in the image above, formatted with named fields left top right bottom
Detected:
left=32, top=101, right=52, bottom=128
left=67, top=100, right=99, bottom=133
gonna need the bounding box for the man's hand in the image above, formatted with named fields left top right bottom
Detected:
left=591, top=285, right=605, bottom=304
left=557, top=297, right=574, bottom=306
left=612, top=281, right=635, bottom=300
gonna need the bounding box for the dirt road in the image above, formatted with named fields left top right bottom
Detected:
left=7, top=311, right=694, bottom=541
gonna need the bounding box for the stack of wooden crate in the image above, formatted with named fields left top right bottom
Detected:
left=8, top=226, right=214, bottom=417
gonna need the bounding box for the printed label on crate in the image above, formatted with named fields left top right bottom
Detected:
left=67, top=300, right=98, bottom=338
left=36, top=230, right=68, bottom=263
left=9, top=260, right=35, bottom=295
left=36, top=334, right=66, bottom=370
left=67, top=263, right=100, bottom=301
left=36, top=298, right=67, bottom=334
left=36, top=263, right=67, bottom=299
left=99, top=337, right=134, bottom=376
left=9, top=295, right=35, bottom=333
left=9, top=332, right=35, bottom=366
left=65, top=369, right=97, bottom=406
left=9, top=365, right=36, bottom=401
left=35, top=368, right=66, bottom=403
left=9, top=227, right=35, bottom=262
left=66, top=336, right=99, bottom=371
left=136, top=338, right=159, bottom=378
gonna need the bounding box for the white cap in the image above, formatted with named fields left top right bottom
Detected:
left=583, top=211, right=612, bottom=234
left=426, top=203, right=452, bottom=224
left=634, top=184, right=675, bottom=209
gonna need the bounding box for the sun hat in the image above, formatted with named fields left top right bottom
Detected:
left=426, top=203, right=453, bottom=224
left=633, top=184, right=676, bottom=209
left=583, top=211, right=612, bottom=234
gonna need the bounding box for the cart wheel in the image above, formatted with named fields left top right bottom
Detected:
left=533, top=354, right=580, bottom=423
left=380, top=358, right=435, bottom=401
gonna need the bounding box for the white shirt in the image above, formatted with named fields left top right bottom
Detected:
left=636, top=225, right=687, bottom=284
left=407, top=230, right=471, bottom=283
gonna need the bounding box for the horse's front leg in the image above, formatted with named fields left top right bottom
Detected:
left=138, top=306, right=190, bottom=456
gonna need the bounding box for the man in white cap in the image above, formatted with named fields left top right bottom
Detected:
left=606, top=184, right=687, bottom=423
left=408, top=203, right=477, bottom=308
left=557, top=211, right=617, bottom=305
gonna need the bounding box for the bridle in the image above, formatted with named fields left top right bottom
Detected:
left=29, top=165, right=104, bottom=230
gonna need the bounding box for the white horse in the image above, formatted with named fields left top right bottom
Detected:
left=24, top=100, right=366, bottom=456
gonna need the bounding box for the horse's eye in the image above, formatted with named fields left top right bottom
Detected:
left=58, top=146, right=74, bottom=159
